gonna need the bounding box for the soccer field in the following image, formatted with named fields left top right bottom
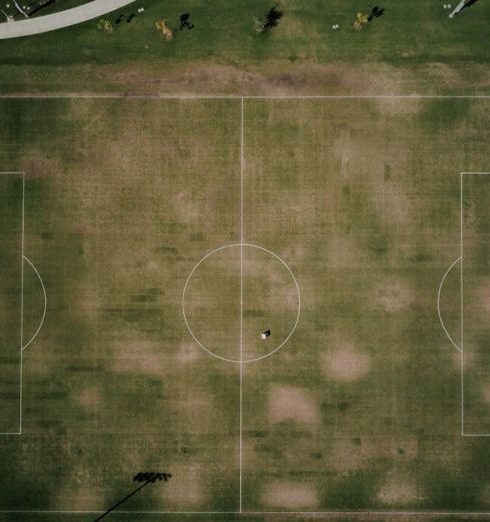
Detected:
left=0, top=96, right=489, bottom=519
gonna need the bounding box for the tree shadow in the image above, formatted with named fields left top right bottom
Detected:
left=368, top=5, right=385, bottom=22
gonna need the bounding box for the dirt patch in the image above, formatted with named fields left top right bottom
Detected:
left=320, top=343, right=371, bottom=382
left=361, top=435, right=418, bottom=461
left=76, top=385, right=100, bottom=409
left=268, top=385, right=319, bottom=425
left=333, top=127, right=354, bottom=178
left=327, top=236, right=370, bottom=269
left=330, top=438, right=366, bottom=471
left=481, top=383, right=490, bottom=406
left=20, top=157, right=60, bottom=178
left=55, top=486, right=104, bottom=511
left=175, top=342, right=202, bottom=364
left=71, top=279, right=103, bottom=322
left=26, top=353, right=52, bottom=376
left=374, top=98, right=423, bottom=117
left=377, top=184, right=413, bottom=227
left=481, top=483, right=490, bottom=506
left=451, top=349, right=467, bottom=371
left=282, top=244, right=306, bottom=264
left=173, top=191, right=201, bottom=225
left=330, top=435, right=418, bottom=471
left=111, top=339, right=166, bottom=375
left=478, top=282, right=490, bottom=312
left=180, top=390, right=215, bottom=434
left=113, top=340, right=165, bottom=375
left=373, top=278, right=414, bottom=312
left=161, top=464, right=207, bottom=507
left=377, top=474, right=421, bottom=506
left=262, top=480, right=319, bottom=509
left=103, top=60, right=483, bottom=98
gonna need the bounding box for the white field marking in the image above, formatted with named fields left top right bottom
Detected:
left=436, top=256, right=462, bottom=352
left=1, top=95, right=490, bottom=99
left=181, top=243, right=301, bottom=364
left=0, top=511, right=235, bottom=515
left=21, top=256, right=47, bottom=352
left=461, top=347, right=464, bottom=436
left=460, top=172, right=490, bottom=437
left=20, top=173, right=25, bottom=435
left=239, top=96, right=244, bottom=513
left=221, top=512, right=489, bottom=517
left=1, top=510, right=490, bottom=517
left=461, top=172, right=464, bottom=436
left=240, top=97, right=245, bottom=246
left=0, top=172, right=24, bottom=436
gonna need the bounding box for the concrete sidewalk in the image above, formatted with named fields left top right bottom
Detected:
left=0, top=0, right=136, bottom=39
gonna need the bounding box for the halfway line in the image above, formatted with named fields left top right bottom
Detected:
left=239, top=96, right=244, bottom=513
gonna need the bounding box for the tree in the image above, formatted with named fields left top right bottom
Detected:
left=155, top=19, right=173, bottom=41
left=96, top=18, right=113, bottom=34
left=353, top=11, right=368, bottom=31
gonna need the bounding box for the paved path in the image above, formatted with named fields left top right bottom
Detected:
left=0, top=0, right=136, bottom=39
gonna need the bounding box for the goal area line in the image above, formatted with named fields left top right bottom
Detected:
left=460, top=172, right=490, bottom=437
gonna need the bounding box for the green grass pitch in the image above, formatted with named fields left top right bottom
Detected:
left=0, top=97, right=489, bottom=520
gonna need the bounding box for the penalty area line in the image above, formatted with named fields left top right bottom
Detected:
left=460, top=171, right=490, bottom=437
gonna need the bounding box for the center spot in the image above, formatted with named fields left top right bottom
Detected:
left=182, top=244, right=300, bottom=363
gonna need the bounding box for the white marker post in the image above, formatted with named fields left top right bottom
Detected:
left=449, top=0, right=469, bottom=18
left=261, top=329, right=271, bottom=340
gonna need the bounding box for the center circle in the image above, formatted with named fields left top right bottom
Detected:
left=182, top=244, right=301, bottom=363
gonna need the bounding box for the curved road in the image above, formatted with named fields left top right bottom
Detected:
left=0, top=0, right=136, bottom=39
